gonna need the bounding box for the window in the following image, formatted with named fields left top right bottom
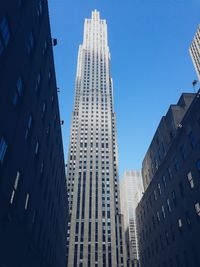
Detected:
left=16, top=76, right=23, bottom=95
left=27, top=31, right=35, bottom=54
left=196, top=160, right=200, bottom=173
left=158, top=183, right=161, bottom=195
left=185, top=211, right=191, bottom=228
left=10, top=171, right=20, bottom=204
left=0, top=137, right=7, bottom=163
left=187, top=171, right=194, bottom=188
left=188, top=131, right=196, bottom=149
left=153, top=190, right=157, bottom=200
left=25, top=115, right=33, bottom=140
left=43, top=39, right=48, bottom=55
left=179, top=182, right=184, bottom=198
left=0, top=16, right=10, bottom=47
left=35, top=72, right=41, bottom=92
left=25, top=193, right=30, bottom=210
left=172, top=190, right=177, bottom=206
left=42, top=102, right=46, bottom=119
left=178, top=218, right=182, bottom=228
left=40, top=161, right=44, bottom=175
left=173, top=156, right=179, bottom=171
left=168, top=167, right=173, bottom=180
left=157, top=211, right=160, bottom=223
left=35, top=141, right=39, bottom=156
left=165, top=231, right=169, bottom=245
left=80, top=244, right=84, bottom=259
left=195, top=203, right=200, bottom=216
left=180, top=144, right=187, bottom=160
left=48, top=70, right=52, bottom=81
left=162, top=176, right=167, bottom=188
left=13, top=76, right=23, bottom=106
left=161, top=205, right=166, bottom=219
left=37, top=0, right=43, bottom=16
left=167, top=199, right=172, bottom=213
left=0, top=37, right=4, bottom=55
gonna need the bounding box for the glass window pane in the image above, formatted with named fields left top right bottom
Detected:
left=0, top=17, right=10, bottom=46
left=0, top=137, right=7, bottom=163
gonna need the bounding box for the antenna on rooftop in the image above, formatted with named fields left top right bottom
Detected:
left=192, top=79, right=198, bottom=93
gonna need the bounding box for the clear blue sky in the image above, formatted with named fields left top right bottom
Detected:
left=48, top=0, right=199, bottom=177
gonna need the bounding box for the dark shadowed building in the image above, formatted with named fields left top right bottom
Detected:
left=0, top=1, right=68, bottom=267
left=136, top=91, right=200, bottom=267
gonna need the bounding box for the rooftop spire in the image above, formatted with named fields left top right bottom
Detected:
left=91, top=9, right=100, bottom=20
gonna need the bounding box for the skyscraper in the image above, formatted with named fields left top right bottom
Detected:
left=136, top=92, right=200, bottom=267
left=189, top=25, right=200, bottom=80
left=0, top=1, right=68, bottom=267
left=120, top=170, right=143, bottom=267
left=66, top=10, right=126, bottom=267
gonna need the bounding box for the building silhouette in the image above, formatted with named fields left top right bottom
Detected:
left=120, top=170, right=143, bottom=267
left=66, top=10, right=126, bottom=267
left=136, top=92, right=200, bottom=267
left=0, top=1, right=68, bottom=267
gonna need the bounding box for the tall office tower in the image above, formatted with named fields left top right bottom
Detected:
left=120, top=170, right=143, bottom=267
left=189, top=25, right=200, bottom=80
left=136, top=92, right=200, bottom=267
left=66, top=10, right=126, bottom=267
left=0, top=1, right=68, bottom=267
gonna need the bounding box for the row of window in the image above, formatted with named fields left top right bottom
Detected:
left=138, top=175, right=200, bottom=245
left=1, top=6, right=50, bottom=108
left=139, top=158, right=200, bottom=224
left=79, top=90, right=109, bottom=98
left=12, top=65, right=52, bottom=107
left=145, top=120, right=199, bottom=187
left=7, top=164, right=62, bottom=263
left=138, top=169, right=200, bottom=265
left=0, top=0, right=44, bottom=57
left=141, top=244, right=200, bottom=267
